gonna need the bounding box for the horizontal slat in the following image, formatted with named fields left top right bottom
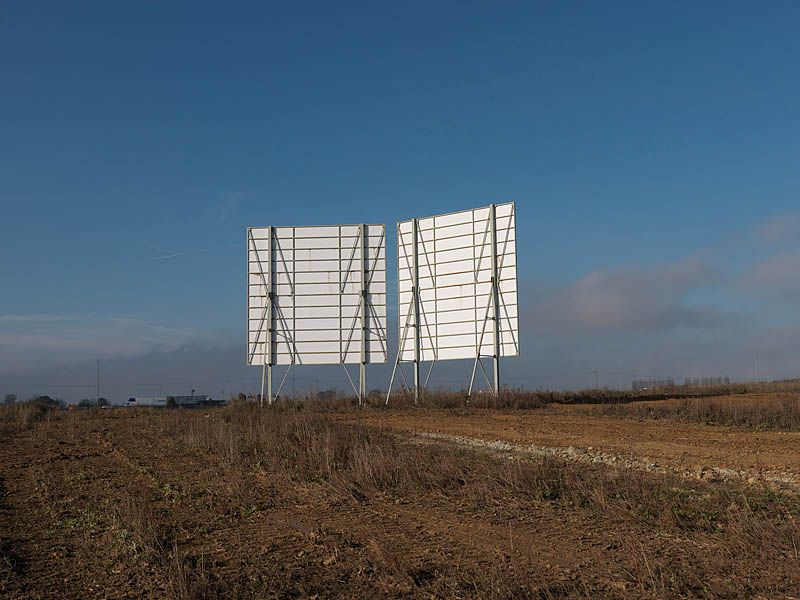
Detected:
left=248, top=270, right=387, bottom=286
left=248, top=318, right=387, bottom=336
left=248, top=341, right=387, bottom=365
left=248, top=246, right=385, bottom=260
left=249, top=259, right=387, bottom=275
left=398, top=230, right=515, bottom=258
left=248, top=305, right=386, bottom=320
left=248, top=281, right=387, bottom=295
left=249, top=339, right=386, bottom=354
left=398, top=280, right=518, bottom=304
left=399, top=341, right=518, bottom=362
left=249, top=294, right=386, bottom=308
left=398, top=264, right=516, bottom=285
left=249, top=352, right=388, bottom=366
left=275, top=225, right=356, bottom=238
left=251, top=224, right=384, bottom=239
left=398, top=202, right=513, bottom=230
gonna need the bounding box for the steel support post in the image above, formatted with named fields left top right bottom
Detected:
left=490, top=204, right=501, bottom=396
left=262, top=226, right=274, bottom=406
left=412, top=218, right=421, bottom=402
left=359, top=223, right=367, bottom=405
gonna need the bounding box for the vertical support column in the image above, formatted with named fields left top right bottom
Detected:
left=412, top=218, right=421, bottom=402
left=359, top=223, right=367, bottom=405
left=490, top=204, right=501, bottom=396
left=260, top=225, right=274, bottom=406
left=257, top=227, right=265, bottom=408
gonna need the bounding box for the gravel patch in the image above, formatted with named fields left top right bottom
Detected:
left=406, top=431, right=800, bottom=494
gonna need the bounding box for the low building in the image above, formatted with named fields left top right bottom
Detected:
left=126, top=395, right=224, bottom=408
left=632, top=378, right=675, bottom=391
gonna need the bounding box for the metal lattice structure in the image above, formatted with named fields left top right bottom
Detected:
left=247, top=224, right=387, bottom=404
left=387, top=202, right=518, bottom=401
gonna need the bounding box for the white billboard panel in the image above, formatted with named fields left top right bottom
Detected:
left=248, top=224, right=387, bottom=366
left=397, top=202, right=518, bottom=362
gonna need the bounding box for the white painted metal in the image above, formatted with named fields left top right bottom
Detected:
left=396, top=202, right=518, bottom=362
left=390, top=202, right=518, bottom=399
left=247, top=223, right=387, bottom=402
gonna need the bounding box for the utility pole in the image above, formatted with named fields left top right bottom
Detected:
left=96, top=359, right=100, bottom=403
left=592, top=369, right=599, bottom=389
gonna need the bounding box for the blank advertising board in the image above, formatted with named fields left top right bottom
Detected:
left=397, top=202, right=518, bottom=362
left=247, top=224, right=387, bottom=366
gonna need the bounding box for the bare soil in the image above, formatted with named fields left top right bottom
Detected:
left=343, top=404, right=800, bottom=487
left=1, top=404, right=799, bottom=599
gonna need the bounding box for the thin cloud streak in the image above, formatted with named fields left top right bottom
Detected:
left=0, top=314, right=76, bottom=323
left=152, top=243, right=239, bottom=261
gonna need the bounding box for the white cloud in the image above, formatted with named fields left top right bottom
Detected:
left=0, top=315, right=193, bottom=374
left=755, top=212, right=800, bottom=245
left=530, top=257, right=735, bottom=333
left=740, top=248, right=800, bottom=302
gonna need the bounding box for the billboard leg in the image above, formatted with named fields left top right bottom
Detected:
left=490, top=203, right=501, bottom=397
left=385, top=354, right=401, bottom=405
left=267, top=364, right=273, bottom=405
left=467, top=357, right=479, bottom=399
left=413, top=360, right=420, bottom=403
left=359, top=363, right=366, bottom=406
left=260, top=363, right=266, bottom=408
left=493, top=355, right=500, bottom=396
left=386, top=287, right=416, bottom=406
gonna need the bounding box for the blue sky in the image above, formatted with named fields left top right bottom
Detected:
left=2, top=1, right=800, bottom=400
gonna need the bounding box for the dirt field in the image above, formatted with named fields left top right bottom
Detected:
left=341, top=402, right=800, bottom=491
left=1, top=400, right=799, bottom=599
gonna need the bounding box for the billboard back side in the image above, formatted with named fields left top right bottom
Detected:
left=397, top=203, right=518, bottom=362
left=248, top=224, right=387, bottom=366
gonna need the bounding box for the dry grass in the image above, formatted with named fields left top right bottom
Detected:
left=0, top=402, right=49, bottom=435
left=159, top=404, right=800, bottom=598
left=4, top=401, right=800, bottom=597
left=589, top=395, right=800, bottom=430
left=175, top=405, right=796, bottom=522
left=311, top=379, right=800, bottom=410
left=112, top=497, right=217, bottom=600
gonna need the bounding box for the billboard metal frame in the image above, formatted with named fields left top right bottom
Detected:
left=386, top=202, right=518, bottom=403
left=247, top=223, right=387, bottom=406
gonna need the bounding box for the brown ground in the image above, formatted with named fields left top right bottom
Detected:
left=1, top=403, right=799, bottom=599
left=341, top=402, right=800, bottom=485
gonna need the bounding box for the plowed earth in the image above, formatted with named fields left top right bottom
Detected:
left=1, top=406, right=799, bottom=599
left=340, top=405, right=800, bottom=490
